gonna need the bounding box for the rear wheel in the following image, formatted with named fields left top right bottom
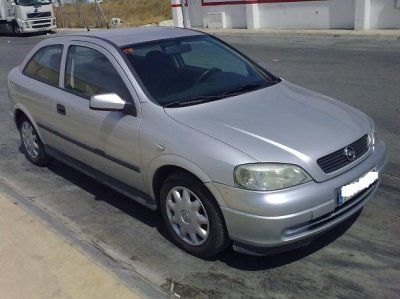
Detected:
left=160, top=172, right=230, bottom=257
left=19, top=117, right=48, bottom=166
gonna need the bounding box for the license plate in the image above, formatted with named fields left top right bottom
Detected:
left=338, top=169, right=379, bottom=206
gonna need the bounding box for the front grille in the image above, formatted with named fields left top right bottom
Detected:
left=32, top=19, right=50, bottom=24
left=32, top=23, right=51, bottom=28
left=27, top=12, right=51, bottom=18
left=317, top=135, right=369, bottom=173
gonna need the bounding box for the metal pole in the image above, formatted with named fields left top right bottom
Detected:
left=75, top=0, right=81, bottom=27
left=94, top=0, right=100, bottom=27
left=96, top=0, right=108, bottom=26
left=181, top=0, right=187, bottom=28
left=58, top=0, right=65, bottom=28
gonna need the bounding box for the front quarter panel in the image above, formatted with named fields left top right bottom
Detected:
left=139, top=103, right=257, bottom=199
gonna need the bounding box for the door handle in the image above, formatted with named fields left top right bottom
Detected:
left=57, top=104, right=66, bottom=115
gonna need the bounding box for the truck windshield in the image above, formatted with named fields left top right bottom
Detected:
left=122, top=35, right=280, bottom=107
left=17, top=0, right=52, bottom=6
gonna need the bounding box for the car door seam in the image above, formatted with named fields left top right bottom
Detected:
left=37, top=122, right=141, bottom=173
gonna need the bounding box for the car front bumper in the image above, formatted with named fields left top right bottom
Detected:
left=211, top=140, right=388, bottom=255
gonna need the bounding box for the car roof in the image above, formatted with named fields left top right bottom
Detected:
left=64, top=26, right=206, bottom=47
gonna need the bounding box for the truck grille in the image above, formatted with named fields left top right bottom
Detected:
left=32, top=19, right=50, bottom=24
left=317, top=135, right=369, bottom=173
left=27, top=12, right=51, bottom=18
left=32, top=23, right=51, bottom=28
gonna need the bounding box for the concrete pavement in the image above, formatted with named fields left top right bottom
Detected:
left=0, top=191, right=139, bottom=299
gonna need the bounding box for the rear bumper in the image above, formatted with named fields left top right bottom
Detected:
left=214, top=140, right=388, bottom=255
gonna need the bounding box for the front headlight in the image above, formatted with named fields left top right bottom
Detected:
left=234, top=163, right=312, bottom=191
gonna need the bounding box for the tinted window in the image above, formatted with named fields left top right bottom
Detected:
left=181, top=39, right=248, bottom=76
left=23, top=45, right=63, bottom=87
left=122, top=36, right=278, bottom=106
left=65, top=46, right=132, bottom=101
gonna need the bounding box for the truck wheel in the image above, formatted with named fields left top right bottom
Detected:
left=19, top=116, right=49, bottom=166
left=160, top=172, right=230, bottom=257
left=12, top=22, right=21, bottom=35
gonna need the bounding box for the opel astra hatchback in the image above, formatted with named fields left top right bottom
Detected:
left=7, top=27, right=387, bottom=257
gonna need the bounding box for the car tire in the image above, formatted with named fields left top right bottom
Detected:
left=160, top=172, right=230, bottom=257
left=19, top=116, right=49, bottom=166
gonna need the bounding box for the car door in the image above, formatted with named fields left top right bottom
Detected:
left=52, top=41, right=144, bottom=192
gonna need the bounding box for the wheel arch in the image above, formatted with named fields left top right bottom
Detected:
left=13, top=105, right=45, bottom=142
left=147, top=155, right=227, bottom=208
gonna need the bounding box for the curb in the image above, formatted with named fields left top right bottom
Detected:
left=199, top=28, right=400, bottom=39
left=0, top=178, right=168, bottom=299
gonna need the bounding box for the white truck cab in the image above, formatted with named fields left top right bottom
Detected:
left=0, top=0, right=56, bottom=34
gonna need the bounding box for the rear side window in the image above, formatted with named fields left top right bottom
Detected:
left=23, top=45, right=63, bottom=87
left=64, top=45, right=132, bottom=101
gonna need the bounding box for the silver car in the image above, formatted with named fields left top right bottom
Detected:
left=7, top=27, right=388, bottom=257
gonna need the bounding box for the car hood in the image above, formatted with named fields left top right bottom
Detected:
left=164, top=81, right=372, bottom=182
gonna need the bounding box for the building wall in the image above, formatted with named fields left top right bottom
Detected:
left=174, top=0, right=400, bottom=30
left=202, top=4, right=247, bottom=28
left=370, top=0, right=400, bottom=28
left=258, top=0, right=355, bottom=29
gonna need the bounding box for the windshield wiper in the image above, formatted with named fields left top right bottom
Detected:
left=221, top=82, right=268, bottom=97
left=163, top=95, right=224, bottom=108
left=163, top=82, right=272, bottom=108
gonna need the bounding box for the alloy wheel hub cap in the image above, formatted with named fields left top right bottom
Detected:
left=180, top=209, right=192, bottom=223
left=166, top=186, right=209, bottom=246
left=21, top=121, right=39, bottom=159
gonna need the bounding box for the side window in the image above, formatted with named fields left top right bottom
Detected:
left=23, top=45, right=63, bottom=87
left=180, top=40, right=248, bottom=76
left=64, top=45, right=132, bottom=101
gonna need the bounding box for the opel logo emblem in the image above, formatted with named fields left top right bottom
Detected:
left=344, top=146, right=356, bottom=161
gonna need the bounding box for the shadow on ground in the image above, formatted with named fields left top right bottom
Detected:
left=0, top=32, right=55, bottom=38
left=43, top=156, right=358, bottom=271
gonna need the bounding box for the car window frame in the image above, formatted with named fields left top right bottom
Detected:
left=60, top=41, right=136, bottom=102
left=60, top=40, right=138, bottom=116
left=120, top=34, right=281, bottom=106
left=22, top=44, right=64, bottom=88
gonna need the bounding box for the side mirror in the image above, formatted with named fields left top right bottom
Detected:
left=89, top=93, right=126, bottom=112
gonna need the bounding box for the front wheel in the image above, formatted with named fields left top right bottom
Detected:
left=12, top=22, right=21, bottom=35
left=160, top=172, right=230, bottom=257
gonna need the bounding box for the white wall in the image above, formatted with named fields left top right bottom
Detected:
left=202, top=4, right=247, bottom=28
left=258, top=0, right=355, bottom=29
left=176, top=0, right=400, bottom=30
left=370, top=0, right=400, bottom=28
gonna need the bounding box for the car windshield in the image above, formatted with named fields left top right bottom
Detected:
left=17, top=0, right=52, bottom=6
left=122, top=35, right=280, bottom=107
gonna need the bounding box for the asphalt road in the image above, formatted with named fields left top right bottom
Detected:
left=0, top=31, right=399, bottom=298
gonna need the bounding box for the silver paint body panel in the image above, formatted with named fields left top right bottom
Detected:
left=7, top=27, right=388, bottom=252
